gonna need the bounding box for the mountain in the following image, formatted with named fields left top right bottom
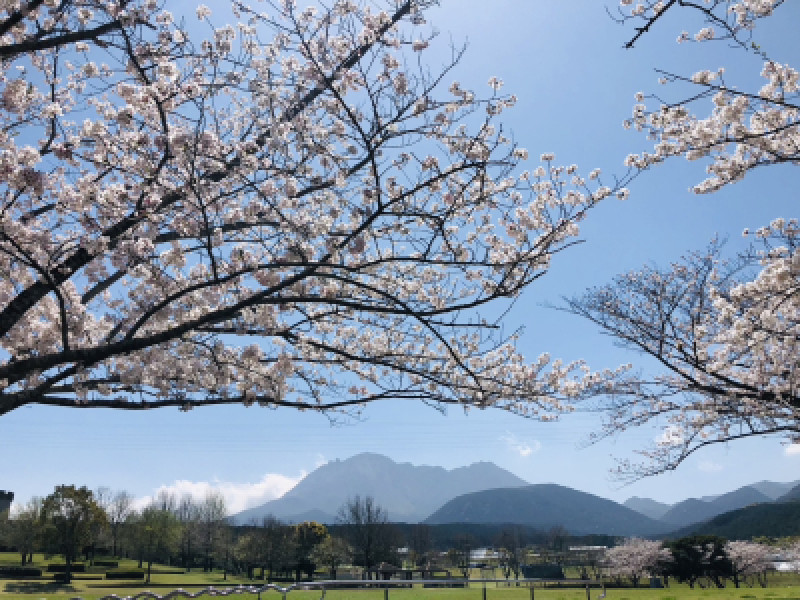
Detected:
left=230, top=453, right=528, bottom=524
left=778, top=483, right=800, bottom=502
left=625, top=480, right=800, bottom=523
left=423, top=484, right=670, bottom=537
left=666, top=500, right=800, bottom=539
left=659, top=486, right=772, bottom=528
left=751, top=480, right=800, bottom=500
left=623, top=496, right=671, bottom=521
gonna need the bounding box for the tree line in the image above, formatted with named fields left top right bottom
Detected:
left=604, top=536, right=800, bottom=589
left=0, top=486, right=408, bottom=584
left=0, top=486, right=574, bottom=583
left=5, top=486, right=799, bottom=590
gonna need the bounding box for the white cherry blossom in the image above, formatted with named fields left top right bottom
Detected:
left=0, top=1, right=625, bottom=418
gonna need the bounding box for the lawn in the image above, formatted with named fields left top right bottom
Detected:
left=2, top=555, right=799, bottom=600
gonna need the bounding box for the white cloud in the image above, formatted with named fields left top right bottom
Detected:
left=134, top=472, right=303, bottom=515
left=501, top=432, right=541, bottom=458
left=785, top=444, right=800, bottom=457
left=697, top=460, right=723, bottom=473
left=656, top=426, right=684, bottom=447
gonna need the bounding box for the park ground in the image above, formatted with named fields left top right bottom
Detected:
left=2, top=554, right=800, bottom=600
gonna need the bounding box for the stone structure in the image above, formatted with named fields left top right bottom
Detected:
left=0, top=490, right=13, bottom=516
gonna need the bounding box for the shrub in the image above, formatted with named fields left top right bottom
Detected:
left=0, top=566, right=43, bottom=577
left=47, top=563, right=86, bottom=572
left=520, top=564, right=564, bottom=579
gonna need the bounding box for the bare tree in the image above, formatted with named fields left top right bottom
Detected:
left=336, top=495, right=398, bottom=571
left=175, top=493, right=199, bottom=571
left=197, top=491, right=227, bottom=572
left=107, top=490, right=134, bottom=558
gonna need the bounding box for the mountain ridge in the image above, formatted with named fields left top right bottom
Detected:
left=424, top=484, right=671, bottom=536
left=230, top=452, right=528, bottom=524
left=229, top=453, right=800, bottom=534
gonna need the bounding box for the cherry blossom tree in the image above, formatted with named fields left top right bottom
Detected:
left=603, top=537, right=671, bottom=587
left=563, top=0, right=798, bottom=478
left=0, top=0, right=623, bottom=419
left=615, top=0, right=796, bottom=193
left=725, top=540, right=771, bottom=587
left=565, top=221, right=798, bottom=478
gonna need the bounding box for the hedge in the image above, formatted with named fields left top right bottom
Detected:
left=47, top=563, right=86, bottom=572
left=0, top=566, right=43, bottom=577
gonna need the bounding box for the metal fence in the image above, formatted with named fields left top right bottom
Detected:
left=73, top=578, right=607, bottom=600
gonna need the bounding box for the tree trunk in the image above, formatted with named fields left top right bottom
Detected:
left=64, top=550, right=73, bottom=584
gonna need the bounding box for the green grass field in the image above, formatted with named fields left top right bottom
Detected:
left=2, top=554, right=799, bottom=600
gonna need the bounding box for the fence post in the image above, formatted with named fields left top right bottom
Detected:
left=529, top=582, right=534, bottom=600
left=483, top=581, right=487, bottom=600
left=585, top=582, right=590, bottom=600
left=384, top=585, right=389, bottom=600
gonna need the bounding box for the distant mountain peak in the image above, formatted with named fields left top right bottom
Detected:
left=230, top=453, right=528, bottom=525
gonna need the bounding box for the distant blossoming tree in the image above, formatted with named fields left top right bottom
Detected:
left=725, top=540, right=771, bottom=587
left=0, top=1, right=625, bottom=417
left=604, top=537, right=671, bottom=587
left=565, top=0, right=799, bottom=478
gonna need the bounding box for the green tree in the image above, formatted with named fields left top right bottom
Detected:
left=408, top=524, right=432, bottom=568
left=40, top=485, right=106, bottom=583
left=4, top=498, right=42, bottom=566
left=311, top=535, right=351, bottom=580
left=451, top=534, right=476, bottom=579
left=136, top=504, right=179, bottom=583
left=235, top=531, right=261, bottom=579
left=292, top=521, right=328, bottom=581
left=257, top=516, right=293, bottom=582
left=664, top=535, right=732, bottom=589
left=496, top=528, right=525, bottom=580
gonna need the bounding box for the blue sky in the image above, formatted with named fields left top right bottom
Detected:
left=2, top=0, right=798, bottom=516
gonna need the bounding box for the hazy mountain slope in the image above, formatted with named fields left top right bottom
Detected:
left=659, top=486, right=771, bottom=528
left=623, top=496, right=672, bottom=520
left=424, top=484, right=670, bottom=537
left=751, top=480, right=800, bottom=500
left=231, top=453, right=528, bottom=524
left=666, top=501, right=800, bottom=539
left=778, top=483, right=800, bottom=502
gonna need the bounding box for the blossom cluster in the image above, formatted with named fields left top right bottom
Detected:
left=604, top=538, right=671, bottom=585
left=618, top=0, right=798, bottom=194
left=0, top=1, right=625, bottom=417
left=570, top=221, right=798, bottom=478
left=710, top=219, right=799, bottom=406
left=580, top=0, right=800, bottom=478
